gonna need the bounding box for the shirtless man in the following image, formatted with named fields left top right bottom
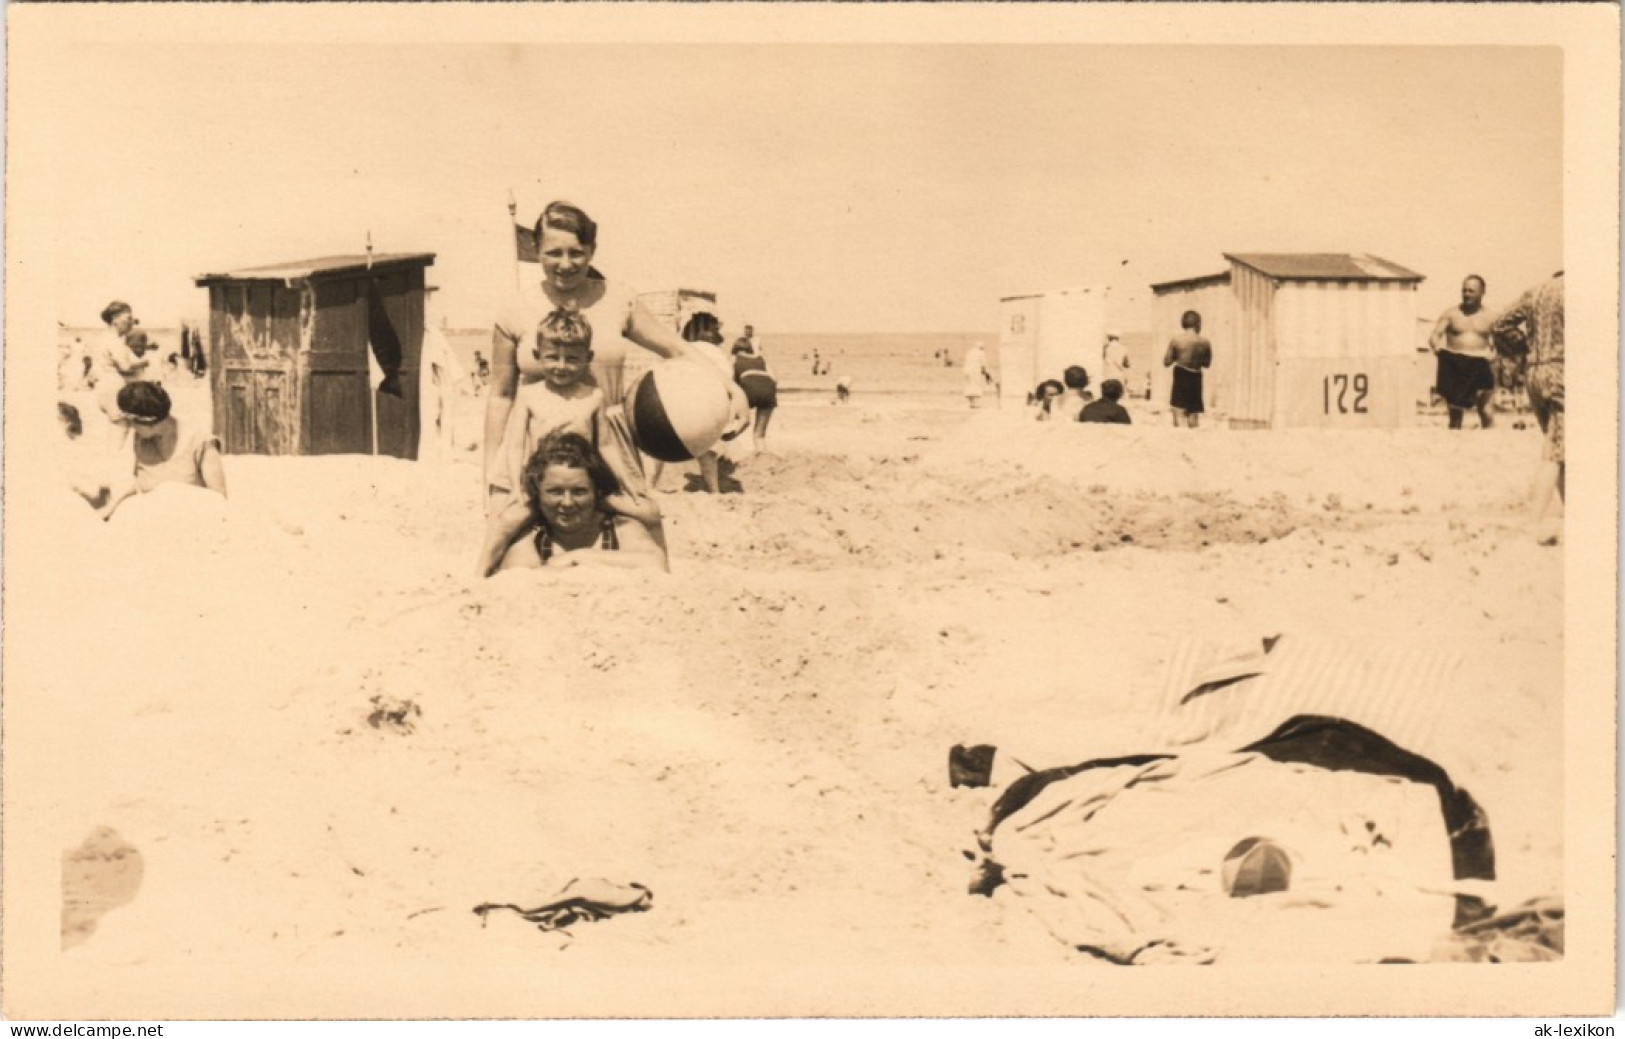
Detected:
left=1162, top=310, right=1212, bottom=428
left=1428, top=275, right=1497, bottom=430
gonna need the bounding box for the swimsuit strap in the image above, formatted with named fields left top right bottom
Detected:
left=534, top=513, right=619, bottom=562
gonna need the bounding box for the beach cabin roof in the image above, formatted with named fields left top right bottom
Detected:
left=195, top=253, right=436, bottom=287
left=1222, top=253, right=1424, bottom=283
left=1149, top=270, right=1233, bottom=294
left=999, top=285, right=1108, bottom=304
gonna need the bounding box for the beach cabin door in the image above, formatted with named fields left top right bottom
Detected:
left=997, top=295, right=1041, bottom=405
left=210, top=282, right=298, bottom=455
left=303, top=271, right=423, bottom=459
left=366, top=271, right=422, bottom=460
left=307, top=279, right=376, bottom=455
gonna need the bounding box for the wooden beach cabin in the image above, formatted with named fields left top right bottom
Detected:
left=195, top=253, right=435, bottom=457
left=1149, top=254, right=1426, bottom=430
left=996, top=286, right=1108, bottom=407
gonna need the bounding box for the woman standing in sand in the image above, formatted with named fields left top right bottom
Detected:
left=731, top=336, right=778, bottom=452
left=488, top=432, right=667, bottom=575
left=483, top=201, right=700, bottom=507
left=963, top=341, right=991, bottom=409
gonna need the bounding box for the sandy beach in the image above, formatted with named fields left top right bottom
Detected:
left=14, top=380, right=1565, bottom=1017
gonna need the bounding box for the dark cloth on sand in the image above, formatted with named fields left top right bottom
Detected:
left=1434, top=351, right=1494, bottom=410
left=1170, top=366, right=1205, bottom=414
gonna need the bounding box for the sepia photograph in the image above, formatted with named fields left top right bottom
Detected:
left=3, top=2, right=1617, bottom=1025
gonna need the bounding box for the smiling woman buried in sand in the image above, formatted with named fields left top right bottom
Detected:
left=485, top=201, right=703, bottom=512
left=93, top=380, right=227, bottom=521
left=488, top=432, right=667, bottom=575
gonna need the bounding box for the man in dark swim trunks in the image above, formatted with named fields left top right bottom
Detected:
left=1429, top=275, right=1498, bottom=430
left=1163, top=310, right=1212, bottom=428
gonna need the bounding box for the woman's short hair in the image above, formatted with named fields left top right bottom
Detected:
left=100, top=301, right=133, bottom=326
left=1101, top=378, right=1125, bottom=401
left=535, top=201, right=598, bottom=250
left=537, top=304, right=593, bottom=352
left=520, top=431, right=619, bottom=513
left=1063, top=365, right=1090, bottom=390
left=116, top=381, right=171, bottom=423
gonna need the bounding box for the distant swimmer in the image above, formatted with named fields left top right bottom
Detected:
left=1429, top=275, right=1498, bottom=430
left=1162, top=310, right=1212, bottom=428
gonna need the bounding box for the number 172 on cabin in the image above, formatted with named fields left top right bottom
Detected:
left=1323, top=372, right=1370, bottom=415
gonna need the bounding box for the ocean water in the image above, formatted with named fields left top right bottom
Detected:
left=445, top=329, right=998, bottom=396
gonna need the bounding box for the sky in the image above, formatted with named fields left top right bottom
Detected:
left=36, top=44, right=1562, bottom=333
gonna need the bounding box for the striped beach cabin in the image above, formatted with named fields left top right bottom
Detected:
left=1149, top=254, right=1427, bottom=429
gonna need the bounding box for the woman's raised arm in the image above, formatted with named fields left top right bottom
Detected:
left=626, top=298, right=710, bottom=365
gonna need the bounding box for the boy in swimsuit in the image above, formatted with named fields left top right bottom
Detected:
left=478, top=307, right=656, bottom=574
left=1163, top=310, right=1213, bottom=428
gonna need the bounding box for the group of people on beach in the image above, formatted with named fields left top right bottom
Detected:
left=475, top=201, right=783, bottom=576
left=1025, top=328, right=1145, bottom=425
left=63, top=207, right=1567, bottom=558
left=59, top=300, right=228, bottom=519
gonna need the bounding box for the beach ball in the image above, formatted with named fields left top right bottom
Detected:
left=1221, top=837, right=1292, bottom=898
left=626, top=359, right=734, bottom=462
left=719, top=382, right=751, bottom=442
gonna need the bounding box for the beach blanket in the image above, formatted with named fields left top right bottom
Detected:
left=968, top=636, right=1494, bottom=964
left=975, top=717, right=1490, bottom=963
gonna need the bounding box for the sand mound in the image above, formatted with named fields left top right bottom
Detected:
left=17, top=399, right=1562, bottom=1015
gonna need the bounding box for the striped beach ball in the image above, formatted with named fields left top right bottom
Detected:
left=1221, top=837, right=1293, bottom=898
left=626, top=359, right=734, bottom=462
